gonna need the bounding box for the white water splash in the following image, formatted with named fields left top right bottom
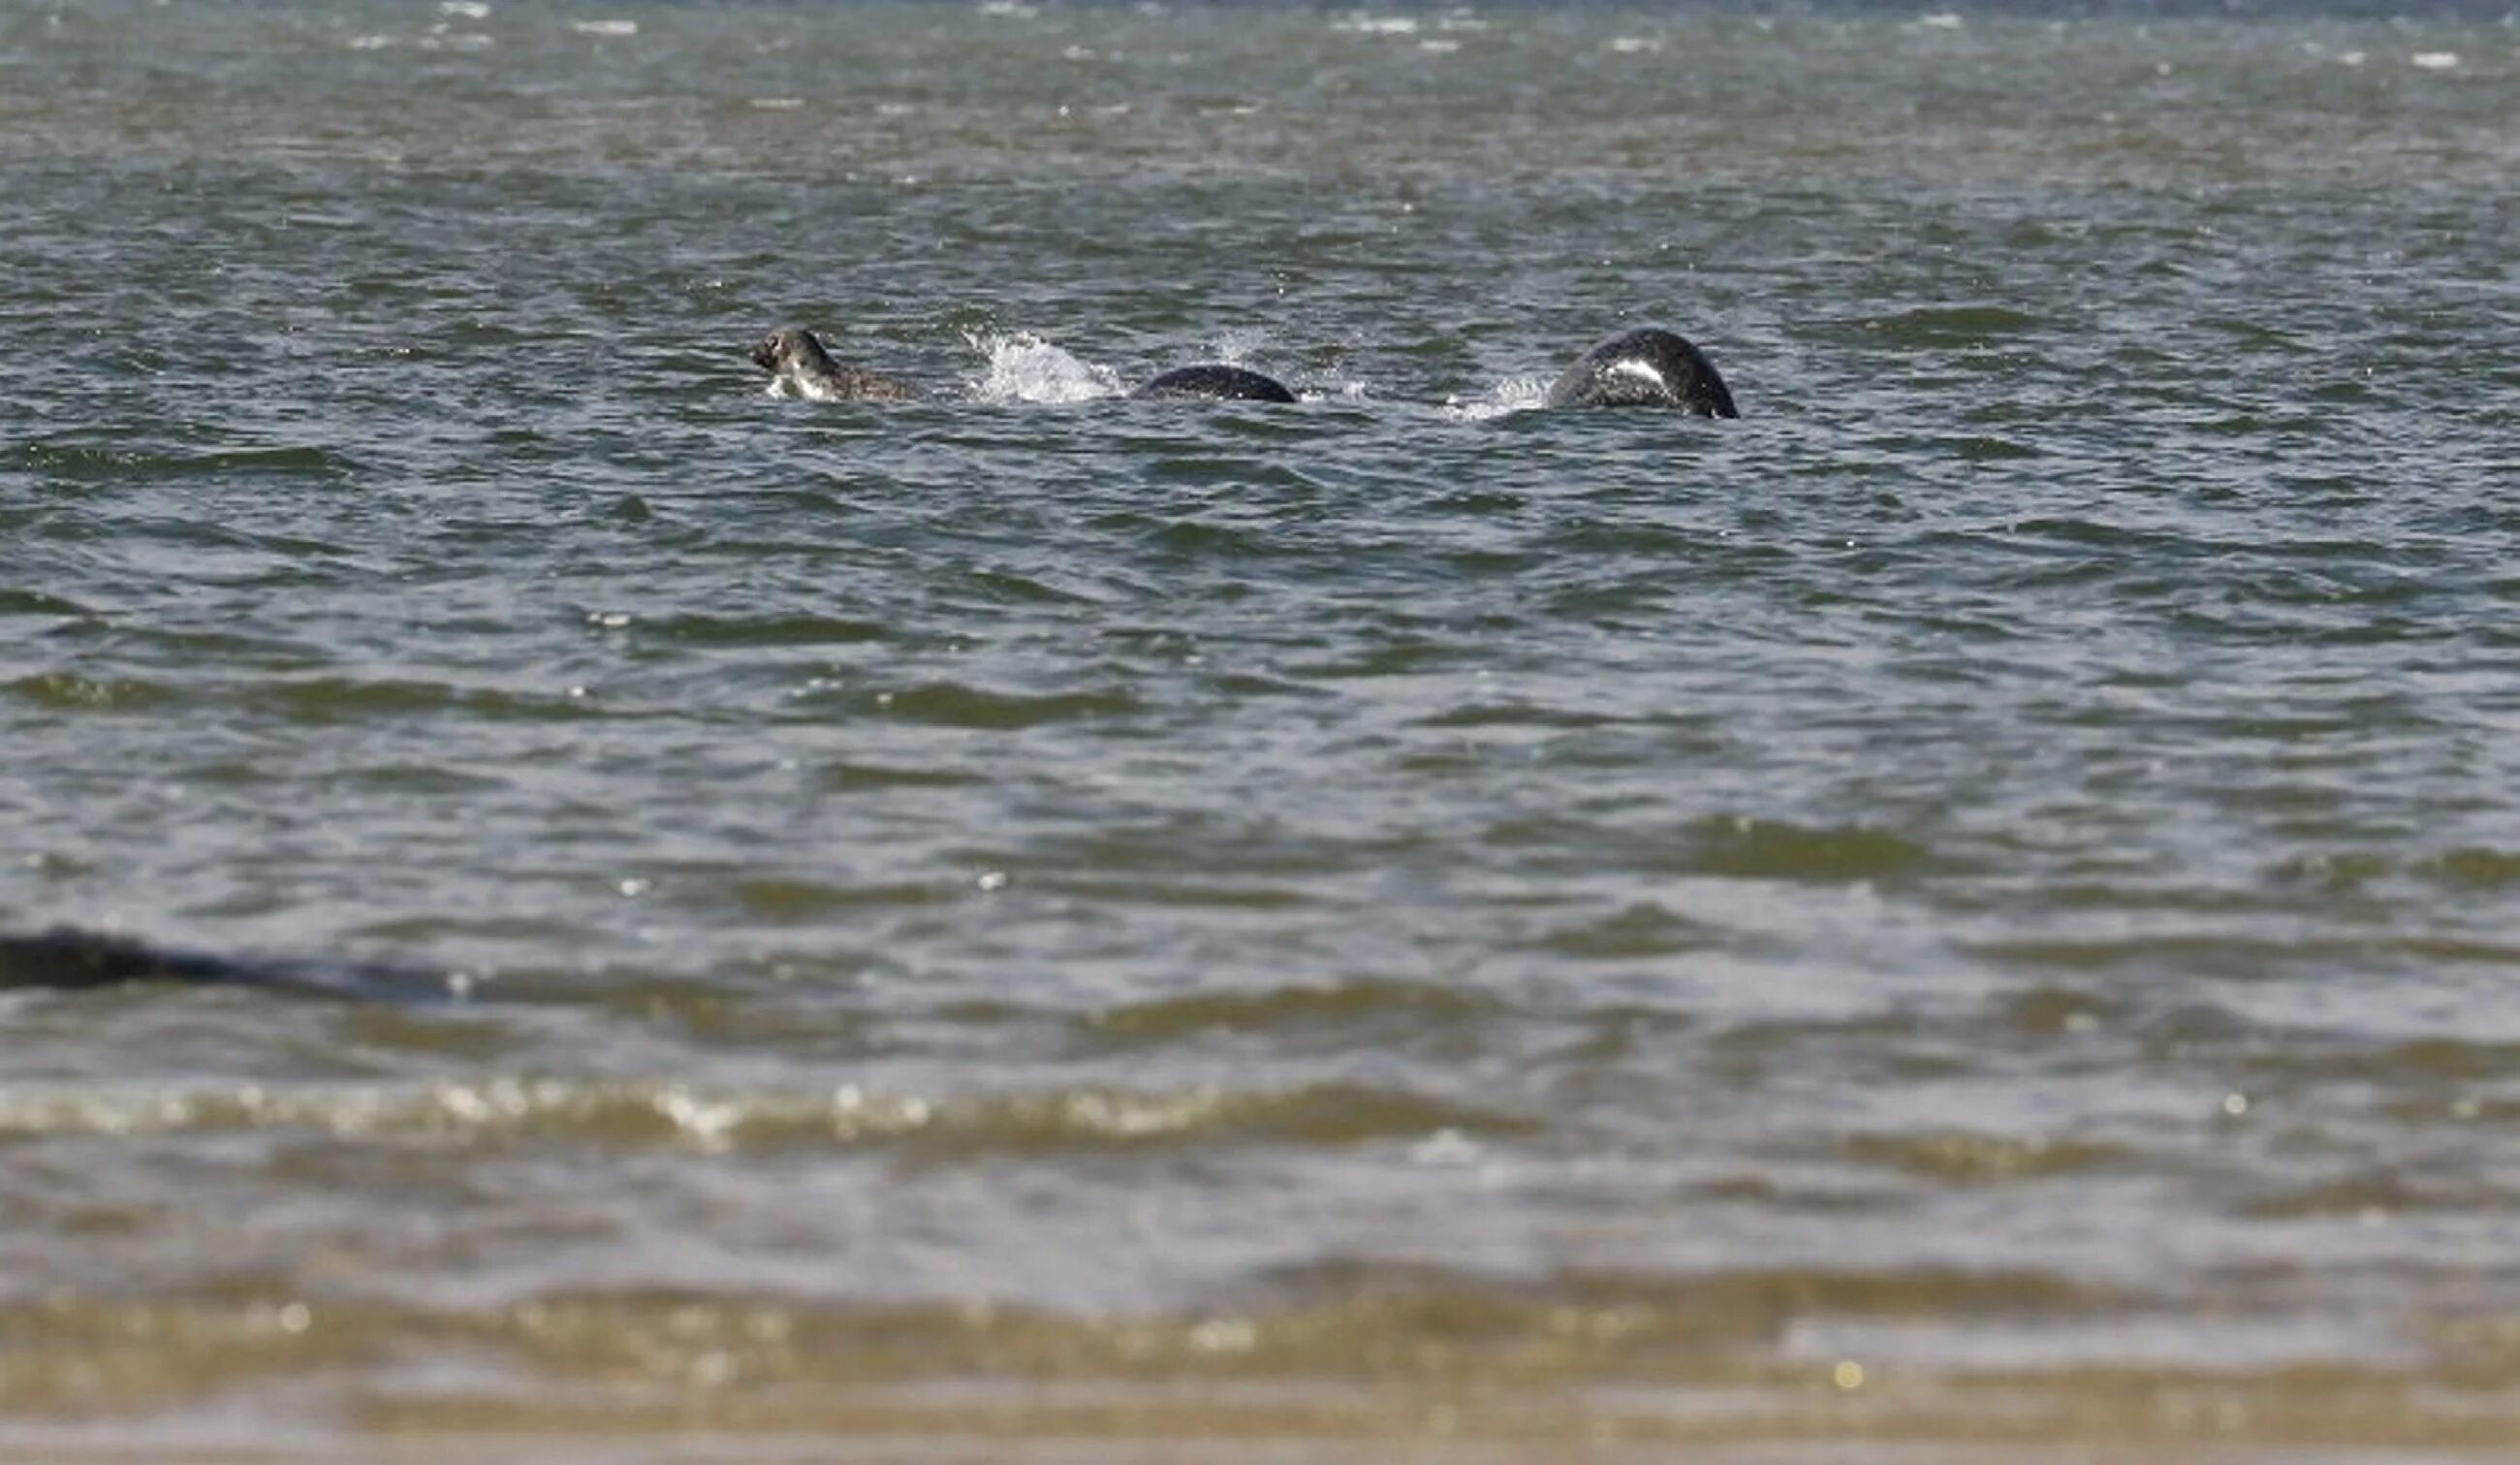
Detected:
left=1440, top=376, right=1549, bottom=423
left=1202, top=327, right=1272, bottom=368
left=967, top=332, right=1124, bottom=404
left=1335, top=16, right=1422, bottom=36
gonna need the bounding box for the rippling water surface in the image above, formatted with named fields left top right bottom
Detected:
left=2, top=0, right=2517, bottom=1456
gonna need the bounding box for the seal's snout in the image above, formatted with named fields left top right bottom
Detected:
left=748, top=333, right=783, bottom=371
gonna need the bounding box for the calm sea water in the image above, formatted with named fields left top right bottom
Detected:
left=2, top=0, right=2517, bottom=1455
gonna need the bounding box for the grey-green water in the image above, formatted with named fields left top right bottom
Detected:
left=2, top=0, right=2517, bottom=1454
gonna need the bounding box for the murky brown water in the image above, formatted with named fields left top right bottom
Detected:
left=3, top=0, right=2517, bottom=1456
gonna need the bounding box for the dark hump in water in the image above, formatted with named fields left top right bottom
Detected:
left=1544, top=327, right=1739, bottom=417
left=0, top=926, right=466, bottom=1002
left=748, top=324, right=919, bottom=403
left=1131, top=364, right=1299, bottom=403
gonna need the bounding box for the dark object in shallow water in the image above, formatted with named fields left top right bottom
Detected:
left=1131, top=364, right=1299, bottom=403
left=0, top=926, right=464, bottom=1001
left=748, top=325, right=919, bottom=403
left=1544, top=327, right=1739, bottom=417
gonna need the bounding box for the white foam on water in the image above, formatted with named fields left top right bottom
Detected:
left=440, top=1, right=489, bottom=17
left=1203, top=328, right=1271, bottom=367
left=1186, top=330, right=1315, bottom=398
left=967, top=332, right=1124, bottom=404
left=420, top=24, right=491, bottom=50
left=2410, top=51, right=2459, bottom=71
left=573, top=18, right=637, bottom=37
left=1441, top=377, right=1549, bottom=423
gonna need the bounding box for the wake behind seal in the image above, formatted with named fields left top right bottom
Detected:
left=1545, top=327, right=1738, bottom=417
left=749, top=325, right=1297, bottom=405
left=749, top=326, right=920, bottom=402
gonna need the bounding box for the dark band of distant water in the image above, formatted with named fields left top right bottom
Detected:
left=2, top=0, right=2516, bottom=1455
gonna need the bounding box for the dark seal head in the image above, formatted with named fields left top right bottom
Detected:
left=1131, top=364, right=1298, bottom=403
left=749, top=325, right=918, bottom=403
left=1544, top=327, right=1738, bottom=417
